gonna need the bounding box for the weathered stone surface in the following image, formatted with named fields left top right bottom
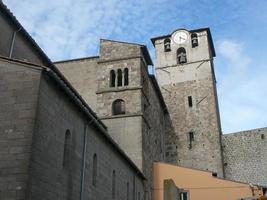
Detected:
left=0, top=59, right=41, bottom=200
left=55, top=57, right=99, bottom=111
left=223, top=127, right=267, bottom=186
left=28, top=72, right=145, bottom=200
left=154, top=29, right=224, bottom=177
left=56, top=39, right=169, bottom=200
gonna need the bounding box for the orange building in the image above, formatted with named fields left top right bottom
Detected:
left=153, top=162, right=263, bottom=200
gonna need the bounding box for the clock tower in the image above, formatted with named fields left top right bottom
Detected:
left=151, top=28, right=224, bottom=177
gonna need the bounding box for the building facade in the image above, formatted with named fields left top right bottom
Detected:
left=151, top=28, right=224, bottom=177
left=153, top=162, right=264, bottom=200
left=0, top=1, right=267, bottom=200
left=0, top=2, right=145, bottom=200
left=55, top=39, right=174, bottom=200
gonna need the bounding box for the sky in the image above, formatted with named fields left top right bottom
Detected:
left=3, top=0, right=267, bottom=133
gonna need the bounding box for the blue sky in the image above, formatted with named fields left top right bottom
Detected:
left=3, top=0, right=267, bottom=133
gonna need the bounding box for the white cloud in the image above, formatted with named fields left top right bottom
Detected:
left=3, top=0, right=176, bottom=61
left=216, top=40, right=267, bottom=133
left=217, top=40, right=250, bottom=66
left=3, top=0, right=267, bottom=133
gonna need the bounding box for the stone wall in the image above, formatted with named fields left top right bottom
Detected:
left=96, top=40, right=143, bottom=169
left=55, top=57, right=99, bottom=111
left=0, top=4, right=47, bottom=66
left=141, top=64, right=168, bottom=200
left=160, top=76, right=224, bottom=176
left=56, top=39, right=174, bottom=200
left=28, top=66, right=145, bottom=200
left=99, top=39, right=142, bottom=62
left=0, top=57, right=145, bottom=199
left=223, top=128, right=267, bottom=186
left=0, top=59, right=41, bottom=200
left=154, top=29, right=224, bottom=177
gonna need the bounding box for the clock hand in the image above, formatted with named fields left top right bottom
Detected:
left=179, top=36, right=186, bottom=41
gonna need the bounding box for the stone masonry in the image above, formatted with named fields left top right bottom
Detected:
left=1, top=1, right=267, bottom=198
left=0, top=3, right=146, bottom=199
left=0, top=56, right=146, bottom=200
left=152, top=28, right=224, bottom=177
left=223, top=127, right=267, bottom=186
left=0, top=59, right=41, bottom=200
left=54, top=56, right=99, bottom=111
left=56, top=39, right=169, bottom=200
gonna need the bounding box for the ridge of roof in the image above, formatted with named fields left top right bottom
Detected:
left=100, top=38, right=145, bottom=47
left=224, top=127, right=267, bottom=136
left=100, top=38, right=153, bottom=65
left=54, top=56, right=99, bottom=64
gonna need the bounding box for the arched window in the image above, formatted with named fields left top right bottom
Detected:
left=112, top=170, right=116, bottom=199
left=112, top=99, right=125, bottom=115
left=164, top=38, right=171, bottom=52
left=92, top=154, right=97, bottom=186
left=191, top=32, right=198, bottom=48
left=124, top=68, right=129, bottom=86
left=110, top=70, right=116, bottom=87
left=63, top=130, right=71, bottom=168
left=177, top=47, right=187, bottom=64
left=117, top=69, right=122, bottom=87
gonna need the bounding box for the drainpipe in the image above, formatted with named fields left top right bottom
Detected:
left=80, top=119, right=93, bottom=200
left=9, top=27, right=22, bottom=58
left=80, top=123, right=87, bottom=200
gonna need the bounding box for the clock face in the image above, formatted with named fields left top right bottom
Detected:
left=173, top=31, right=188, bottom=44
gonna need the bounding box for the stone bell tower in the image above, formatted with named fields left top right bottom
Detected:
left=151, top=28, right=224, bottom=177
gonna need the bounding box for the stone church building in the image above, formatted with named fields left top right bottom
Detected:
left=0, top=1, right=266, bottom=200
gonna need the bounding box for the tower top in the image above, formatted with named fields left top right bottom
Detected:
left=151, top=27, right=216, bottom=57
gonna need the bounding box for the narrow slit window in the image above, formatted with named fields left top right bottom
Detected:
left=188, top=131, right=194, bottom=150
left=110, top=70, right=116, bottom=87
left=188, top=96, right=193, bottom=107
left=92, top=154, right=97, bottom=186
left=189, top=132, right=194, bottom=141
left=124, top=68, right=129, bottom=86
left=117, top=69, right=122, bottom=86
left=112, top=170, right=116, bottom=199
left=63, top=130, right=71, bottom=168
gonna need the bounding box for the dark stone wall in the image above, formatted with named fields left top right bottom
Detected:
left=0, top=10, right=47, bottom=66
left=0, top=59, right=41, bottom=200
left=0, top=11, right=14, bottom=57
left=28, top=70, right=145, bottom=200
left=141, top=61, right=168, bottom=200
